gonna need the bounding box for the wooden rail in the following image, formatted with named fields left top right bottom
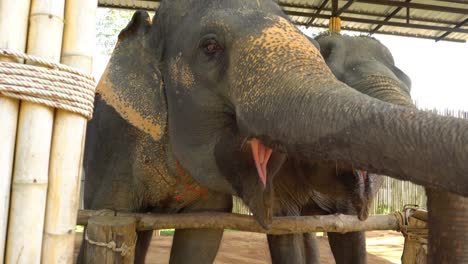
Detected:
left=77, top=210, right=410, bottom=235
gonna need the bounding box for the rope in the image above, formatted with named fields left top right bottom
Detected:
left=85, top=230, right=137, bottom=257
left=394, top=205, right=428, bottom=243
left=0, top=49, right=96, bottom=119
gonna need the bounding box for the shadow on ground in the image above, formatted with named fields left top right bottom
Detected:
left=74, top=230, right=403, bottom=263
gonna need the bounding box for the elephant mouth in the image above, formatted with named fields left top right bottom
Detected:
left=351, top=169, right=373, bottom=221
left=250, top=138, right=273, bottom=187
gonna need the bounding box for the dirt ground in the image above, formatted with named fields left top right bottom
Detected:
left=75, top=230, right=404, bottom=263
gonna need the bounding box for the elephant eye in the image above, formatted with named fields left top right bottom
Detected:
left=200, top=36, right=223, bottom=55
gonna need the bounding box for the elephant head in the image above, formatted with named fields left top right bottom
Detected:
left=96, top=0, right=468, bottom=227
left=316, top=33, right=413, bottom=107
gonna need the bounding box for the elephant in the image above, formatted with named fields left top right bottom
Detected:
left=80, top=0, right=468, bottom=263
left=266, top=33, right=414, bottom=264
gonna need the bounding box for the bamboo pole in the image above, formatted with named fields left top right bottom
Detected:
left=0, top=1, right=32, bottom=260
left=84, top=216, right=137, bottom=263
left=5, top=0, right=65, bottom=262
left=77, top=210, right=405, bottom=235
left=41, top=0, right=97, bottom=262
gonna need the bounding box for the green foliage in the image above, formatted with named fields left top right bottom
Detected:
left=160, top=229, right=175, bottom=236
left=95, top=8, right=137, bottom=55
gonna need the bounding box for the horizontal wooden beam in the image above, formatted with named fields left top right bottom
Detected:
left=77, top=210, right=405, bottom=234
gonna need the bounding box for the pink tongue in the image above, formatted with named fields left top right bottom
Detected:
left=250, top=138, right=273, bottom=187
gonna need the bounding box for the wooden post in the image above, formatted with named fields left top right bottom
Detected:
left=401, top=215, right=428, bottom=264
left=84, top=216, right=137, bottom=264
left=41, top=0, right=97, bottom=262
left=5, top=0, right=65, bottom=262
left=329, top=16, right=342, bottom=33
left=0, top=0, right=31, bottom=260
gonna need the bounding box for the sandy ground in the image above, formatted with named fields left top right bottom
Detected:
left=75, top=230, right=404, bottom=263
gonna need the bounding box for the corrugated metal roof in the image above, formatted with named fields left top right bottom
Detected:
left=97, top=0, right=468, bottom=42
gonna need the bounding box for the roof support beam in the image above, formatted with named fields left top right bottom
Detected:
left=306, top=0, right=329, bottom=27
left=355, top=0, right=468, bottom=15
left=370, top=4, right=405, bottom=34
left=436, top=17, right=468, bottom=41
left=284, top=10, right=468, bottom=34
left=336, top=0, right=355, bottom=16
left=294, top=21, right=466, bottom=43
left=280, top=4, right=461, bottom=25
left=331, top=0, right=338, bottom=16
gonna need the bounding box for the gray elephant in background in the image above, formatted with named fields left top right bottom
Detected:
left=266, top=33, right=415, bottom=264
left=80, top=0, right=468, bottom=263
left=317, top=33, right=412, bottom=107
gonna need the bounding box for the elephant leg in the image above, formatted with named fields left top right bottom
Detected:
left=169, top=192, right=232, bottom=264
left=303, top=233, right=320, bottom=264
left=328, top=231, right=367, bottom=264
left=267, top=203, right=322, bottom=264
left=135, top=230, right=154, bottom=264
left=268, top=233, right=320, bottom=264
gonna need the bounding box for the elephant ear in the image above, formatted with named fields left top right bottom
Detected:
left=96, top=11, right=167, bottom=141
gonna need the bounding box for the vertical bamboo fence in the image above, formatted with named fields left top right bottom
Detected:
left=6, top=1, right=65, bottom=262
left=42, top=0, right=98, bottom=262
left=0, top=0, right=32, bottom=261
left=0, top=0, right=97, bottom=262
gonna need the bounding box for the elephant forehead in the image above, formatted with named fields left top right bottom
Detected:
left=234, top=16, right=328, bottom=77
left=251, top=17, right=321, bottom=58
left=230, top=16, right=334, bottom=107
left=169, top=54, right=195, bottom=89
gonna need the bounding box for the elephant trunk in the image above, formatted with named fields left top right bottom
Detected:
left=427, top=188, right=468, bottom=263
left=239, top=73, right=468, bottom=195
left=231, top=17, right=468, bottom=196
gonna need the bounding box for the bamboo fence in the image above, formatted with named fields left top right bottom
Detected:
left=5, top=0, right=66, bottom=262
left=0, top=0, right=32, bottom=261
left=41, top=0, right=97, bottom=263
left=0, top=0, right=97, bottom=262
